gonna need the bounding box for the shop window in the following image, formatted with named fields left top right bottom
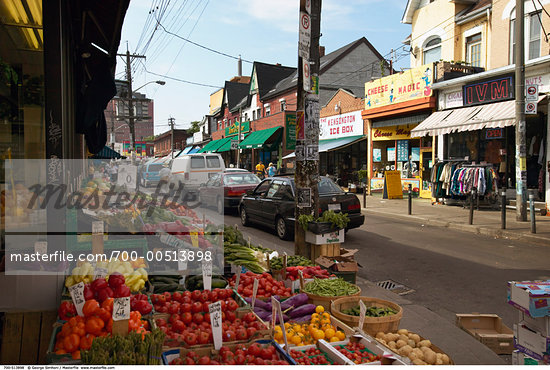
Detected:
left=465, top=33, right=482, bottom=67
left=423, top=37, right=441, bottom=64
left=510, top=11, right=542, bottom=63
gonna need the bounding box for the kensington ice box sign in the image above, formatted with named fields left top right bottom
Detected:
left=463, top=75, right=514, bottom=106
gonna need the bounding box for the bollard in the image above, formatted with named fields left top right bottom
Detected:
left=469, top=187, right=476, bottom=225
left=363, top=184, right=367, bottom=209
left=501, top=191, right=506, bottom=230
left=530, top=193, right=536, bottom=234
left=408, top=184, right=412, bottom=215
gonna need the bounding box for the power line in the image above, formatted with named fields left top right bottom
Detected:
left=142, top=65, right=223, bottom=88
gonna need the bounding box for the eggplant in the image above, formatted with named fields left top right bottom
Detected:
left=266, top=313, right=290, bottom=324
left=289, top=304, right=316, bottom=319
left=254, top=309, right=271, bottom=321
left=292, top=314, right=312, bottom=323
left=280, top=293, right=308, bottom=310
left=245, top=297, right=271, bottom=311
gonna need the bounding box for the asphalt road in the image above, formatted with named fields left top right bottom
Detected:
left=222, top=209, right=550, bottom=329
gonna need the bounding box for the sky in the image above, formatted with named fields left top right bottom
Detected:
left=116, top=0, right=411, bottom=135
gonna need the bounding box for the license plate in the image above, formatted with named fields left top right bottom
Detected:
left=328, top=204, right=341, bottom=211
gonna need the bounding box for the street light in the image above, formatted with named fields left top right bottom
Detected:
left=133, top=80, right=166, bottom=92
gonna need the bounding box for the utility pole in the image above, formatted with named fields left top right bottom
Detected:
left=117, top=47, right=146, bottom=156
left=515, top=0, right=527, bottom=221
left=237, top=108, right=242, bottom=167
left=295, top=0, right=322, bottom=257
left=169, top=117, right=175, bottom=158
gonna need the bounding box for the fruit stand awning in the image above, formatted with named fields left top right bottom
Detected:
left=238, top=127, right=282, bottom=149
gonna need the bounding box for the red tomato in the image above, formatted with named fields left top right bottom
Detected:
left=191, top=302, right=202, bottom=314
left=209, top=291, right=218, bottom=301
left=235, top=354, right=246, bottom=365
left=227, top=300, right=239, bottom=311
left=199, top=292, right=209, bottom=303
left=202, top=302, right=210, bottom=313
left=181, top=296, right=191, bottom=305
left=198, top=356, right=210, bottom=365
left=224, top=330, right=236, bottom=341
left=260, top=348, right=272, bottom=360
left=243, top=312, right=256, bottom=323
left=198, top=331, right=209, bottom=345
left=180, top=312, right=192, bottom=325
left=246, top=327, right=257, bottom=338
left=173, top=320, right=185, bottom=333
left=248, top=344, right=261, bottom=357
left=225, top=311, right=236, bottom=322
left=192, top=313, right=204, bottom=324
left=182, top=291, right=191, bottom=298
left=184, top=332, right=197, bottom=346
left=255, top=358, right=265, bottom=365
left=181, top=303, right=191, bottom=313
left=169, top=314, right=180, bottom=324
left=236, top=328, right=248, bottom=341
left=168, top=303, right=180, bottom=315
left=172, top=292, right=182, bottom=302
left=156, top=318, right=167, bottom=327
left=191, top=290, right=201, bottom=301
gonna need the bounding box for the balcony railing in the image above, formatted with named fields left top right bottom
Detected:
left=435, top=61, right=484, bottom=82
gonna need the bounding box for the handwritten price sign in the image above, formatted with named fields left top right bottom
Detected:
left=113, top=297, right=131, bottom=321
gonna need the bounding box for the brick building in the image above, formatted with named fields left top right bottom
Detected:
left=153, top=129, right=191, bottom=157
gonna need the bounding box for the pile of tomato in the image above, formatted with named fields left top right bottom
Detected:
left=153, top=289, right=267, bottom=347
left=169, top=343, right=289, bottom=365
left=229, top=272, right=292, bottom=298
left=337, top=342, right=381, bottom=364
left=54, top=298, right=149, bottom=360
left=290, top=348, right=332, bottom=365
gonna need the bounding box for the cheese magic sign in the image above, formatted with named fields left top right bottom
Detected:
left=365, top=63, right=434, bottom=109
left=319, top=110, right=363, bottom=139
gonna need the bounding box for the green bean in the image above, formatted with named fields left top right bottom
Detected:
left=303, top=278, right=359, bottom=297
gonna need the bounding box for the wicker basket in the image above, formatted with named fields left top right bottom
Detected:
left=331, top=296, right=403, bottom=335
left=302, top=285, right=361, bottom=313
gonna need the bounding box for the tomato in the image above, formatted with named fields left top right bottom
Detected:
left=198, top=331, right=209, bottom=345
left=209, top=291, right=218, bottom=301
left=255, top=358, right=265, bottom=365
left=180, top=312, right=192, bottom=325
left=243, top=288, right=253, bottom=296
left=224, top=330, right=236, bottom=341
left=191, top=290, right=201, bottom=301
left=202, top=302, right=210, bottom=313
left=172, top=320, right=185, bottom=333
left=198, top=356, right=211, bottom=365
left=219, top=300, right=226, bottom=311
left=63, top=334, right=80, bottom=353
left=248, top=343, right=261, bottom=357
left=169, top=314, right=180, bottom=325
left=225, top=311, right=236, bottom=322
left=246, top=327, right=257, bottom=338
left=243, top=312, right=256, bottom=323
left=82, top=299, right=99, bottom=318
left=192, top=313, right=204, bottom=324
left=181, top=296, right=191, bottom=305
left=236, top=328, right=248, bottom=341
left=191, top=302, right=202, bottom=313
left=172, top=292, right=182, bottom=302
left=235, top=353, right=246, bottom=365
left=168, top=303, right=180, bottom=315
left=157, top=305, right=168, bottom=313
left=184, top=332, right=197, bottom=346
left=182, top=291, right=191, bottom=298
left=260, top=348, right=272, bottom=360
left=181, top=303, right=191, bottom=313
left=199, top=292, right=209, bottom=303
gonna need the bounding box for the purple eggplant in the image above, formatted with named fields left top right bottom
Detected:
left=289, top=304, right=316, bottom=319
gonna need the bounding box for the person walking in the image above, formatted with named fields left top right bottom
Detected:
left=255, top=160, right=266, bottom=179
left=267, top=162, right=276, bottom=177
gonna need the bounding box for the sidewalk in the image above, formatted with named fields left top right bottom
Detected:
left=360, top=194, right=550, bottom=246
left=355, top=276, right=506, bottom=365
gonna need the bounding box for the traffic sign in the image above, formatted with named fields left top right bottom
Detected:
left=302, top=59, right=310, bottom=91
left=230, top=140, right=239, bottom=150
left=526, top=84, right=538, bottom=101
left=525, top=101, right=537, bottom=114
left=298, top=11, right=311, bottom=59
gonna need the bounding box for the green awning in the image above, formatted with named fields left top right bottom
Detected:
left=238, top=127, right=282, bottom=149
left=217, top=134, right=250, bottom=152
left=91, top=146, right=123, bottom=159
left=199, top=138, right=230, bottom=153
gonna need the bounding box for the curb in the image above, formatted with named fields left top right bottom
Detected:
left=363, top=207, right=550, bottom=246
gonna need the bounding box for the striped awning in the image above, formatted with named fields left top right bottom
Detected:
left=411, top=96, right=546, bottom=137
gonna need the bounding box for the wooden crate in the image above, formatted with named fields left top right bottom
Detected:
left=1, top=311, right=57, bottom=364
left=310, top=243, right=341, bottom=261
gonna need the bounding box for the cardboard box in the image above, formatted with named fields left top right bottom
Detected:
left=455, top=313, right=514, bottom=354
left=512, top=350, right=549, bottom=365
left=305, top=229, right=344, bottom=245
left=316, top=255, right=359, bottom=272
left=520, top=311, right=550, bottom=337
left=514, top=323, right=550, bottom=361
left=508, top=280, right=550, bottom=317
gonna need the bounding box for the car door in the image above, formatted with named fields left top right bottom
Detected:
left=259, top=179, right=284, bottom=225
left=244, top=179, right=271, bottom=221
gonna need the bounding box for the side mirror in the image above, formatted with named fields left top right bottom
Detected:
left=245, top=189, right=254, bottom=196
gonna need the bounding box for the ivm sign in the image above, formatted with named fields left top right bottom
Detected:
left=463, top=75, right=514, bottom=106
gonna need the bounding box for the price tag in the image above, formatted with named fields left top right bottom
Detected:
left=209, top=301, right=223, bottom=350
left=358, top=300, right=367, bottom=330
left=190, top=231, right=199, bottom=248
left=69, top=282, right=85, bottom=316
left=271, top=297, right=289, bottom=350
left=113, top=297, right=131, bottom=321
left=251, top=279, right=259, bottom=309
left=298, top=269, right=305, bottom=291
left=92, top=221, right=104, bottom=235
left=202, top=259, right=212, bottom=291
left=282, top=253, right=288, bottom=279
left=34, top=241, right=47, bottom=255
left=235, top=267, right=241, bottom=289
left=177, top=248, right=188, bottom=271
left=93, top=267, right=108, bottom=280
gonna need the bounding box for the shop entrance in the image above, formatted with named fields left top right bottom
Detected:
left=419, top=149, right=433, bottom=198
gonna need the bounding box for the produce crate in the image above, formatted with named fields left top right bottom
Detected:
left=302, top=284, right=361, bottom=313
left=345, top=333, right=410, bottom=365
left=162, top=339, right=295, bottom=365
left=46, top=323, right=80, bottom=364
left=285, top=314, right=355, bottom=347
left=1, top=311, right=58, bottom=365
left=455, top=313, right=514, bottom=354
left=329, top=270, right=356, bottom=284
left=288, top=341, right=351, bottom=365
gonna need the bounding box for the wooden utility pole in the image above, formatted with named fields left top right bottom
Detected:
left=295, top=0, right=321, bottom=257
left=514, top=0, right=527, bottom=221
left=169, top=117, right=176, bottom=158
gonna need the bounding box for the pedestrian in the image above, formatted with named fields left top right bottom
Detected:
left=267, top=162, right=276, bottom=177
left=159, top=164, right=171, bottom=194
left=255, top=160, right=265, bottom=179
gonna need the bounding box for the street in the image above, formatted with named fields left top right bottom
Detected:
left=223, top=209, right=550, bottom=329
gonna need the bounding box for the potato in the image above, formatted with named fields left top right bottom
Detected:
left=407, top=339, right=416, bottom=348
left=410, top=333, right=421, bottom=344
left=409, top=351, right=419, bottom=361
left=387, top=333, right=399, bottom=342
left=397, top=329, right=409, bottom=336
left=412, top=348, right=425, bottom=361
left=418, top=339, right=432, bottom=348
left=420, top=346, right=432, bottom=353
left=399, top=345, right=413, bottom=357
left=412, top=359, right=427, bottom=365
left=436, top=358, right=443, bottom=365
left=396, top=339, right=408, bottom=349
left=399, top=334, right=409, bottom=343
left=441, top=354, right=450, bottom=365
left=424, top=349, right=437, bottom=365
left=388, top=341, right=397, bottom=349
left=375, top=332, right=385, bottom=339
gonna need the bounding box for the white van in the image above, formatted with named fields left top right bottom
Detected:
left=169, top=153, right=225, bottom=192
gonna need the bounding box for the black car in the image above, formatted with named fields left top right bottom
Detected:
left=239, top=176, right=365, bottom=240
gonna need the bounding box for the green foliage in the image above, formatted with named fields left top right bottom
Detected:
left=188, top=120, right=201, bottom=134
left=297, top=211, right=350, bottom=232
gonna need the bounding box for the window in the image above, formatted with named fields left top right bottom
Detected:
left=253, top=180, right=271, bottom=196
left=466, top=33, right=482, bottom=67
left=223, top=173, right=260, bottom=185
left=510, top=11, right=542, bottom=63
left=257, top=108, right=261, bottom=119
left=266, top=181, right=282, bottom=199
left=191, top=156, right=205, bottom=168
left=252, top=111, right=256, bottom=120
left=265, top=106, right=271, bottom=116
left=205, top=155, right=221, bottom=168
left=423, top=37, right=441, bottom=64
left=280, top=101, right=286, bottom=111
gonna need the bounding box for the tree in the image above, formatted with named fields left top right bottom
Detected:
left=188, top=120, right=201, bottom=134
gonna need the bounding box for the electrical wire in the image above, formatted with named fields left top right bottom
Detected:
left=143, top=66, right=223, bottom=89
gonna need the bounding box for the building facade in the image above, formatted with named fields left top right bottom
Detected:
left=153, top=129, right=191, bottom=157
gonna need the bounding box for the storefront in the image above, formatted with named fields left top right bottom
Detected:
left=362, top=63, right=437, bottom=197
left=413, top=63, right=550, bottom=204
left=239, top=126, right=283, bottom=173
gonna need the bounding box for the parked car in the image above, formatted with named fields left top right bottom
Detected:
left=198, top=171, right=261, bottom=214
left=169, top=153, right=225, bottom=194
left=239, top=175, right=364, bottom=240
left=139, top=162, right=164, bottom=187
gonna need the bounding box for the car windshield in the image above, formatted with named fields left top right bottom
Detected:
left=223, top=173, right=261, bottom=185
left=289, top=177, right=344, bottom=195
left=148, top=164, right=163, bottom=172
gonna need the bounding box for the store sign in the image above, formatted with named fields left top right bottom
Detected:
left=319, top=110, right=363, bottom=140
left=225, top=121, right=250, bottom=137
left=285, top=113, right=296, bottom=150
left=485, top=128, right=503, bottom=140
left=445, top=91, right=463, bottom=109
left=364, top=63, right=434, bottom=110
left=372, top=124, right=417, bottom=141
left=463, top=75, right=513, bottom=106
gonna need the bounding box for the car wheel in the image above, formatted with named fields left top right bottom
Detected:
left=217, top=197, right=224, bottom=215
left=240, top=206, right=249, bottom=226
left=276, top=216, right=290, bottom=240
